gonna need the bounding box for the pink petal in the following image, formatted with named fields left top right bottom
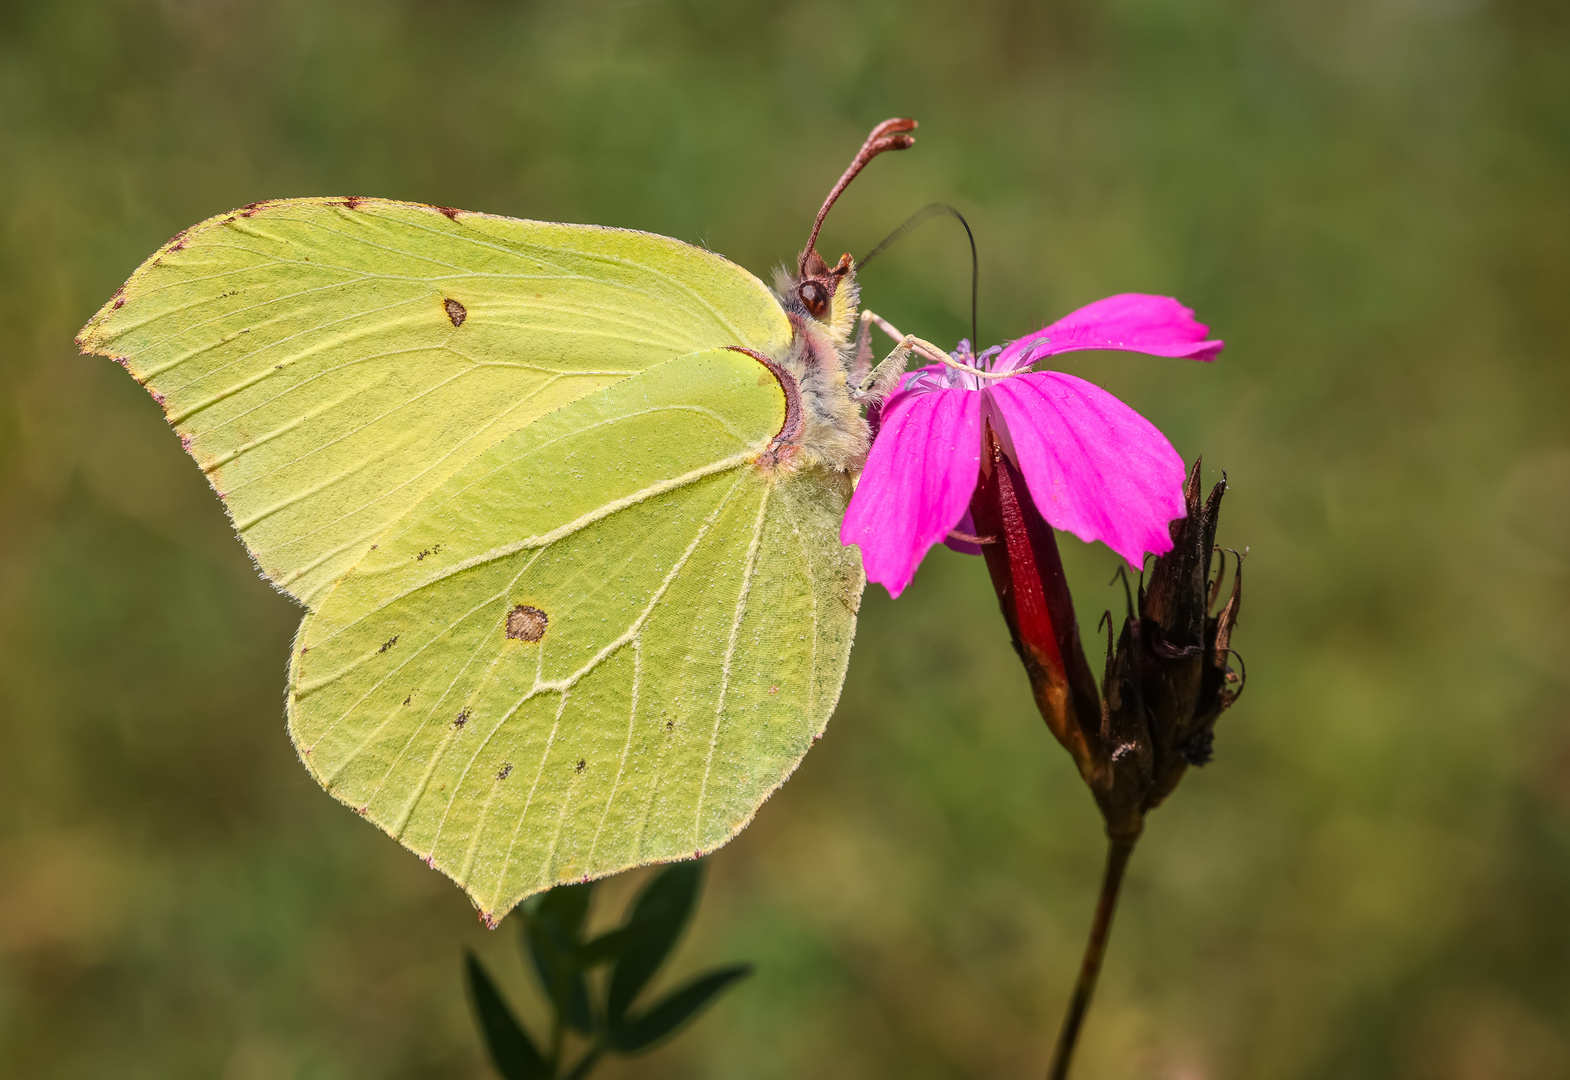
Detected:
left=995, top=294, right=1223, bottom=371
left=988, top=372, right=1185, bottom=567
left=841, top=386, right=982, bottom=597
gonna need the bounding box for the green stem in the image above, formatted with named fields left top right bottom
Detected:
left=560, top=1043, right=603, bottom=1080
left=548, top=1011, right=564, bottom=1078
left=1047, top=835, right=1137, bottom=1080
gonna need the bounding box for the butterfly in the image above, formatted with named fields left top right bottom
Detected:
left=77, top=119, right=918, bottom=924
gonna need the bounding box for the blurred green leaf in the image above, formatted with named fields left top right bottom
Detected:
left=534, top=881, right=593, bottom=941
left=524, top=882, right=595, bottom=1034
left=607, top=964, right=753, bottom=1054
left=465, top=952, right=551, bottom=1080
left=606, top=861, right=703, bottom=1023
left=559, top=1046, right=606, bottom=1080
left=577, top=924, right=637, bottom=967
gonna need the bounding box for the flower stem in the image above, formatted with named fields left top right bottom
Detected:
left=1047, top=834, right=1138, bottom=1080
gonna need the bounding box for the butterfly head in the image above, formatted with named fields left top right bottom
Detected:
left=782, top=248, right=859, bottom=345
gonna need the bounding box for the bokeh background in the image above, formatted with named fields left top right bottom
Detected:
left=3, top=1, right=1568, bottom=1077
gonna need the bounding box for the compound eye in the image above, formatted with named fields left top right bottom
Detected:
left=797, top=279, right=830, bottom=318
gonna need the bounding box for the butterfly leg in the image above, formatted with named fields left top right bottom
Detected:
left=859, top=308, right=909, bottom=348
left=851, top=310, right=951, bottom=405
left=847, top=309, right=876, bottom=388
left=852, top=340, right=911, bottom=404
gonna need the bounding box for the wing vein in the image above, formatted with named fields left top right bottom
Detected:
left=587, top=637, right=641, bottom=868
left=693, top=479, right=773, bottom=841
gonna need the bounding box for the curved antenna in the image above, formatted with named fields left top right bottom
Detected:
left=857, top=202, right=979, bottom=351
left=800, top=118, right=917, bottom=278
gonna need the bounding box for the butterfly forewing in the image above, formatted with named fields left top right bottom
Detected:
left=287, top=350, right=861, bottom=918
left=76, top=199, right=793, bottom=607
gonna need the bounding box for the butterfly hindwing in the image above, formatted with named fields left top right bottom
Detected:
left=288, top=349, right=862, bottom=918
left=76, top=198, right=794, bottom=607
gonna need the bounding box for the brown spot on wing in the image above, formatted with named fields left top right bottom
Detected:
left=505, top=605, right=548, bottom=642
left=444, top=297, right=467, bottom=327
left=435, top=206, right=462, bottom=221
left=341, top=196, right=363, bottom=210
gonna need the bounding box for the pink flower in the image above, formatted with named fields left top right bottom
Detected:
left=842, top=294, right=1223, bottom=598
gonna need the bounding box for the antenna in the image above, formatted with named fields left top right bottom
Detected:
left=858, top=203, right=980, bottom=350
left=799, top=118, right=917, bottom=278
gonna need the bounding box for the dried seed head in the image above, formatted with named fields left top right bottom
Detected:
left=972, top=450, right=1245, bottom=839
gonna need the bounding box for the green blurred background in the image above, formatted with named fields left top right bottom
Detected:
left=3, top=1, right=1568, bottom=1077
